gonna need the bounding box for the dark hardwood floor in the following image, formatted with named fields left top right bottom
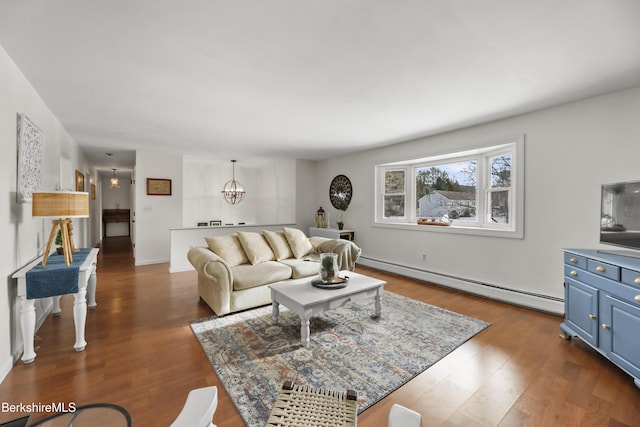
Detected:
left=1, top=236, right=639, bottom=426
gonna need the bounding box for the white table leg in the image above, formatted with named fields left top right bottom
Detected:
left=374, top=287, right=382, bottom=318
left=20, top=297, right=36, bottom=364
left=301, top=318, right=311, bottom=347
left=73, top=288, right=87, bottom=352
left=272, top=301, right=280, bottom=324
left=300, top=309, right=313, bottom=347
left=52, top=295, right=62, bottom=316
left=87, top=265, right=97, bottom=309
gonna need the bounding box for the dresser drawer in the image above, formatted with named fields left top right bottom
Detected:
left=610, top=282, right=640, bottom=306
left=564, top=253, right=587, bottom=270
left=564, top=265, right=585, bottom=280
left=622, top=268, right=640, bottom=288
left=587, top=259, right=620, bottom=281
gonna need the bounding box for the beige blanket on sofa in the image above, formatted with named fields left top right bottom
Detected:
left=306, top=239, right=362, bottom=271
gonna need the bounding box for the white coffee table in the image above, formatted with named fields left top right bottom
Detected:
left=269, top=271, right=386, bottom=346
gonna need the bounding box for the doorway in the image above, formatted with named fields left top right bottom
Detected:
left=101, top=170, right=133, bottom=252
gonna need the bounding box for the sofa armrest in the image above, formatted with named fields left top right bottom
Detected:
left=187, top=247, right=234, bottom=315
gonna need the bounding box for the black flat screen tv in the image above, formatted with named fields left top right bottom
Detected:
left=600, top=180, right=640, bottom=254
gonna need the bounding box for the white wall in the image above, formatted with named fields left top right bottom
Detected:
left=316, top=86, right=640, bottom=314
left=295, top=159, right=318, bottom=233
left=0, top=44, right=91, bottom=381
left=134, top=150, right=183, bottom=265
left=88, top=175, right=102, bottom=247
left=169, top=158, right=315, bottom=272
left=182, top=157, right=296, bottom=227
left=101, top=175, right=131, bottom=237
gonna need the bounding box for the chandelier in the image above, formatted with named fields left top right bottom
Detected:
left=110, top=168, right=120, bottom=189
left=221, top=160, right=245, bottom=205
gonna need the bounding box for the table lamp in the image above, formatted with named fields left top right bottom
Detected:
left=32, top=191, right=89, bottom=267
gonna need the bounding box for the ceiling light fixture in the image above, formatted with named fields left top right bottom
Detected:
left=110, top=168, right=120, bottom=189
left=221, top=160, right=245, bottom=205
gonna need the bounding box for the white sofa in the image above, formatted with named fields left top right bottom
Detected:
left=187, top=227, right=362, bottom=316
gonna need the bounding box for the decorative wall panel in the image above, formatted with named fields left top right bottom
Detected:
left=16, top=114, right=44, bottom=203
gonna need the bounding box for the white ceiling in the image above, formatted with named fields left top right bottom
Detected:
left=1, top=1, right=640, bottom=174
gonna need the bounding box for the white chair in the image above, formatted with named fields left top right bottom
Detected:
left=170, top=386, right=218, bottom=427
left=388, top=403, right=422, bottom=427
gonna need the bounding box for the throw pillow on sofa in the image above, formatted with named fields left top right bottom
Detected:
left=263, top=230, right=294, bottom=260
left=283, top=227, right=313, bottom=259
left=237, top=231, right=275, bottom=265
left=204, top=235, right=249, bottom=266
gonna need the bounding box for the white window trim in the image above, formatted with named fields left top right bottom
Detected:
left=374, top=134, right=524, bottom=239
left=377, top=166, right=410, bottom=222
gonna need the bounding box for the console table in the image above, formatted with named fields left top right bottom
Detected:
left=103, top=209, right=130, bottom=237
left=12, top=248, right=99, bottom=363
left=309, top=227, right=355, bottom=242
left=560, top=249, right=640, bottom=388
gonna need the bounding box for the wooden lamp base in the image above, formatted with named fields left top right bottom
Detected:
left=42, top=219, right=74, bottom=267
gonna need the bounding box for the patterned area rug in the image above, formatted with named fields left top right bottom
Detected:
left=191, top=291, right=490, bottom=426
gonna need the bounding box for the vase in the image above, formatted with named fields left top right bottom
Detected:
left=319, top=253, right=339, bottom=283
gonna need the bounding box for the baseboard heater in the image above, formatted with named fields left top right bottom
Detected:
left=357, top=256, right=564, bottom=316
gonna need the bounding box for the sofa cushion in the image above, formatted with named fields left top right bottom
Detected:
left=232, top=261, right=292, bottom=291
left=283, top=227, right=313, bottom=259
left=263, top=230, right=293, bottom=260
left=237, top=231, right=275, bottom=265
left=278, top=259, right=321, bottom=279
left=204, top=235, right=249, bottom=267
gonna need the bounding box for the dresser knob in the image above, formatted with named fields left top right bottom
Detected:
left=635, top=278, right=640, bottom=285
left=602, top=323, right=611, bottom=330
left=596, top=266, right=606, bottom=272
left=570, top=270, right=578, bottom=276
left=589, top=314, right=596, bottom=320
left=570, top=258, right=578, bottom=263
left=635, top=295, right=640, bottom=302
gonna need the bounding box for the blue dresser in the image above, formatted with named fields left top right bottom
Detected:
left=561, top=249, right=640, bottom=388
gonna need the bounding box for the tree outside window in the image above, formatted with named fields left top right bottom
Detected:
left=384, top=170, right=405, bottom=218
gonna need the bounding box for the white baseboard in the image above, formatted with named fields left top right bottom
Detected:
left=169, top=264, right=194, bottom=273
left=358, top=256, right=564, bottom=315
left=134, top=258, right=169, bottom=266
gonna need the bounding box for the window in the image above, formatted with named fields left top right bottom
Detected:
left=415, top=159, right=477, bottom=222
left=375, top=135, right=524, bottom=238
left=487, top=153, right=511, bottom=224
left=383, top=169, right=406, bottom=219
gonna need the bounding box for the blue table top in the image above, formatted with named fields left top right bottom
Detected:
left=25, top=248, right=93, bottom=299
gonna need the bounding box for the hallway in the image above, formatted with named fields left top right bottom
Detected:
left=97, top=236, right=134, bottom=265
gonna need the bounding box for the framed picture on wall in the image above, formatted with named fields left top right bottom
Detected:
left=90, top=183, right=96, bottom=200
left=147, top=178, right=172, bottom=196
left=75, top=170, right=85, bottom=192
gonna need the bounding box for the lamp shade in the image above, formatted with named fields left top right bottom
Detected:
left=32, top=191, right=89, bottom=218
